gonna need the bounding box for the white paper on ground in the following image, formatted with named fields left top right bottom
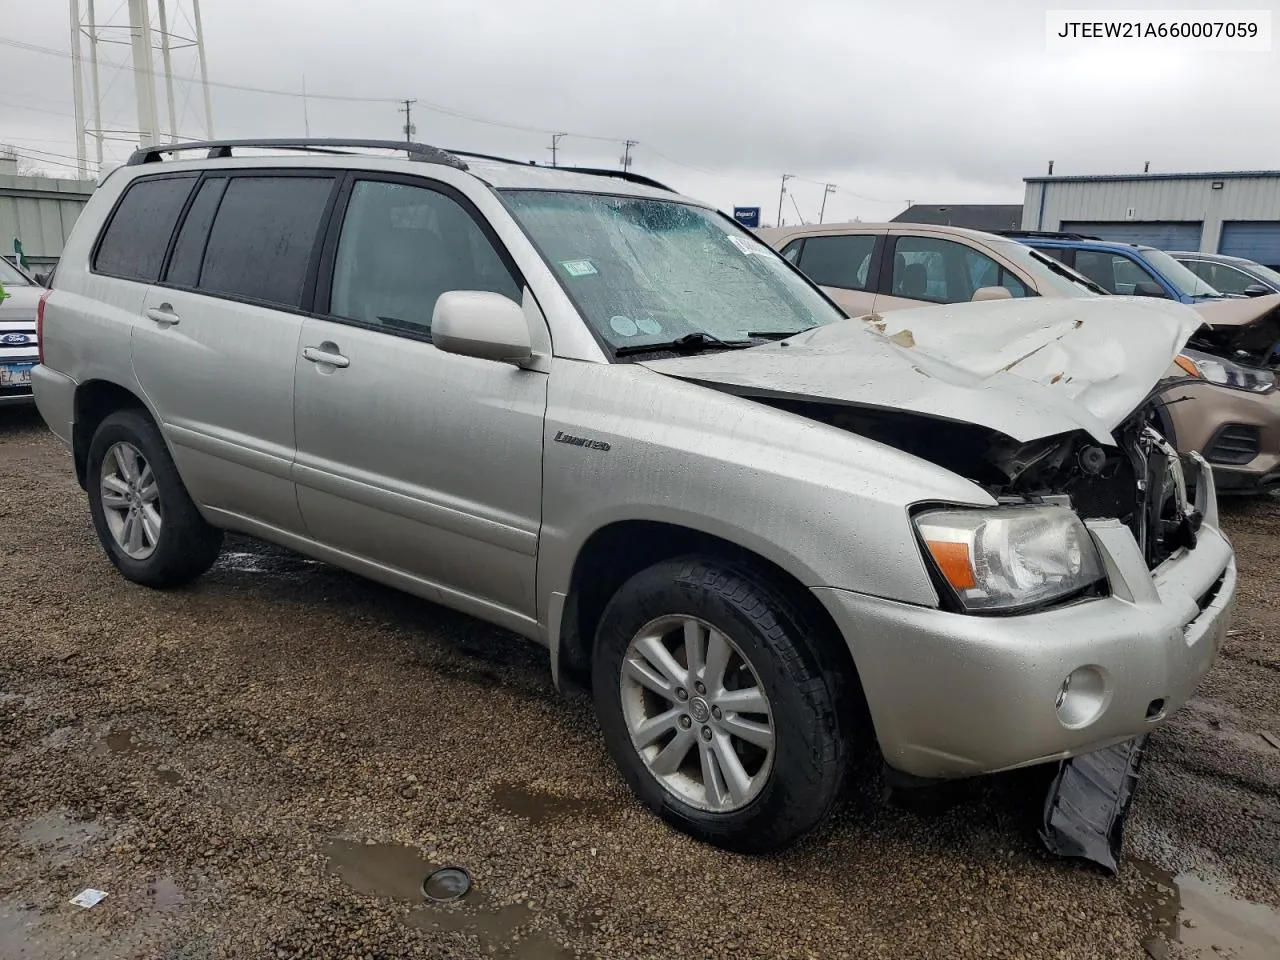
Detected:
left=69, top=888, right=108, bottom=908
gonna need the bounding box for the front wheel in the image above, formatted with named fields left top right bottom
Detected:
left=592, top=557, right=849, bottom=853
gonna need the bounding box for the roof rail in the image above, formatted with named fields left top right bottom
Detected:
left=126, top=138, right=468, bottom=170
left=997, top=229, right=1102, bottom=241
left=445, top=149, right=677, bottom=194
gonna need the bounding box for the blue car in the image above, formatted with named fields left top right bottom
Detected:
left=999, top=231, right=1225, bottom=304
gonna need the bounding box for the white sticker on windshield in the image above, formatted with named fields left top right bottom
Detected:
left=727, top=236, right=756, bottom=255
left=560, top=259, right=598, bottom=277
left=610, top=315, right=639, bottom=337
left=636, top=317, right=662, bottom=335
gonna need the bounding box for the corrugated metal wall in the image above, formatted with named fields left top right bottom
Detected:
left=1021, top=175, right=1280, bottom=255
left=0, top=175, right=95, bottom=268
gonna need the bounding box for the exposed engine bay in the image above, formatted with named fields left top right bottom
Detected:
left=759, top=393, right=1202, bottom=570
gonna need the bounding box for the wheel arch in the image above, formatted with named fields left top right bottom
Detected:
left=72, top=380, right=154, bottom=489
left=554, top=519, right=866, bottom=718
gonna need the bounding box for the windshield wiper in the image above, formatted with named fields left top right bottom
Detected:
left=613, top=331, right=756, bottom=357
left=744, top=328, right=814, bottom=340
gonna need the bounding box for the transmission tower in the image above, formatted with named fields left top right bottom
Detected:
left=68, top=0, right=215, bottom=177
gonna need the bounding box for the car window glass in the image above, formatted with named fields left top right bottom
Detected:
left=197, top=176, right=333, bottom=309
left=1204, top=262, right=1255, bottom=295
left=165, top=177, right=227, bottom=288
left=1111, top=255, right=1166, bottom=296
left=795, top=234, right=876, bottom=290
left=329, top=180, right=520, bottom=338
left=780, top=240, right=803, bottom=264
left=93, top=176, right=197, bottom=282
left=891, top=236, right=1022, bottom=303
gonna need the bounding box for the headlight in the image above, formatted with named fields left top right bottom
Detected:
left=1175, top=349, right=1274, bottom=394
left=914, top=505, right=1105, bottom=612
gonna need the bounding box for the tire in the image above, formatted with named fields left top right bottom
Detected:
left=86, top=408, right=223, bottom=588
left=592, top=556, right=850, bottom=853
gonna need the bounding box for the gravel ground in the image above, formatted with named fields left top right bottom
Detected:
left=1, top=404, right=1278, bottom=960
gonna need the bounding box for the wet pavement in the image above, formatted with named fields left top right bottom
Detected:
left=2, top=404, right=1278, bottom=959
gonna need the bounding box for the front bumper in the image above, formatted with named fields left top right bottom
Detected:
left=815, top=484, right=1235, bottom=780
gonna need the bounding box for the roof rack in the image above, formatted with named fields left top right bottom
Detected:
left=997, top=229, right=1102, bottom=241
left=446, top=149, right=676, bottom=194
left=126, top=138, right=468, bottom=170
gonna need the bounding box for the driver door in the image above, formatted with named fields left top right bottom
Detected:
left=291, top=174, right=548, bottom=630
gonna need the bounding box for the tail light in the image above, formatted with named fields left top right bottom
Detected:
left=36, top=288, right=51, bottom=365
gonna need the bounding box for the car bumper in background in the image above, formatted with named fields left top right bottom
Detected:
left=1164, top=379, right=1280, bottom=492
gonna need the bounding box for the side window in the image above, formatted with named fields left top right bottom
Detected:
left=93, top=175, right=197, bottom=282
left=328, top=179, right=520, bottom=338
left=890, top=236, right=1024, bottom=303
left=1203, top=263, right=1255, bottom=295
left=1112, top=255, right=1168, bottom=297
left=165, top=177, right=227, bottom=288
left=1072, top=251, right=1119, bottom=292
left=198, top=176, right=334, bottom=309
left=780, top=240, right=803, bottom=264
left=795, top=234, right=876, bottom=290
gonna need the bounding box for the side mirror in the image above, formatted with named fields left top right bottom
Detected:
left=432, top=291, right=533, bottom=365
left=971, top=285, right=1013, bottom=302
left=1132, top=281, right=1168, bottom=298
left=1244, top=284, right=1271, bottom=297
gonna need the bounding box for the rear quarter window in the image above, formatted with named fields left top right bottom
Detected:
left=92, top=175, right=197, bottom=282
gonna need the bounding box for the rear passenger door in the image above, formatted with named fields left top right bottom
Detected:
left=291, top=174, right=547, bottom=630
left=131, top=171, right=338, bottom=534
left=779, top=233, right=882, bottom=316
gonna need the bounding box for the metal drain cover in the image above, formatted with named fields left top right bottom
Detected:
left=422, top=866, right=471, bottom=902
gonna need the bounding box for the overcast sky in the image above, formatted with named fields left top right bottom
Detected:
left=4, top=0, right=1278, bottom=224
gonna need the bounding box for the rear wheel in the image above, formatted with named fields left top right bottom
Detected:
left=592, top=557, right=849, bottom=853
left=86, top=409, right=222, bottom=587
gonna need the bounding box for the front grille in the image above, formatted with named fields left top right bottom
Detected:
left=1205, top=424, right=1261, bottom=465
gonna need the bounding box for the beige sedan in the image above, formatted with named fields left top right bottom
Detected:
left=755, top=222, right=1102, bottom=316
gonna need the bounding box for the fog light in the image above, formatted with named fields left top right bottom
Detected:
left=1055, top=666, right=1109, bottom=729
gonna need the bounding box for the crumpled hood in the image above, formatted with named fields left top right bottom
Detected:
left=641, top=297, right=1204, bottom=445
left=1190, top=293, right=1280, bottom=362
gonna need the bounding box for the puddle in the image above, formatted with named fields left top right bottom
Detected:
left=322, top=837, right=574, bottom=958
left=1134, top=859, right=1280, bottom=959
left=18, top=811, right=106, bottom=868
left=153, top=764, right=181, bottom=785
left=94, top=728, right=148, bottom=756
left=215, top=549, right=323, bottom=577
left=490, top=783, right=596, bottom=825
left=145, top=876, right=185, bottom=913
left=320, top=838, right=439, bottom=901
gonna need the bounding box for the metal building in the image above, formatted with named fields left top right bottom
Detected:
left=0, top=149, right=95, bottom=272
left=1022, top=171, right=1280, bottom=268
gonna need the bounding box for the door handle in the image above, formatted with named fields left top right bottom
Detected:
left=302, top=345, right=350, bottom=368
left=145, top=305, right=180, bottom=326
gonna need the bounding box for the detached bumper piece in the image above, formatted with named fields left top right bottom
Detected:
left=1040, top=734, right=1148, bottom=874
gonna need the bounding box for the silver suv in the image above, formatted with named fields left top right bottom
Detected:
left=33, top=138, right=1235, bottom=852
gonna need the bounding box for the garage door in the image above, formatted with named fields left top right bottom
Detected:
left=1218, top=222, right=1280, bottom=269
left=1060, top=221, right=1203, bottom=249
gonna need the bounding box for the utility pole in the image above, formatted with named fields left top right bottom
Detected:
left=302, top=75, right=310, bottom=136
left=620, top=139, right=637, bottom=171
left=776, top=174, right=792, bottom=228
left=789, top=192, right=805, bottom=225
left=819, top=183, right=837, bottom=223
left=399, top=99, right=417, bottom=142
left=549, top=132, right=566, bottom=167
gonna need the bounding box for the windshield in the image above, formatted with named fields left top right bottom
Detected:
left=0, top=258, right=32, bottom=286
left=500, top=191, right=845, bottom=352
left=987, top=240, right=1103, bottom=297
left=1143, top=248, right=1221, bottom=298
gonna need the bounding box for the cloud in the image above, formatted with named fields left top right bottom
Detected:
left=4, top=0, right=1277, bottom=222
